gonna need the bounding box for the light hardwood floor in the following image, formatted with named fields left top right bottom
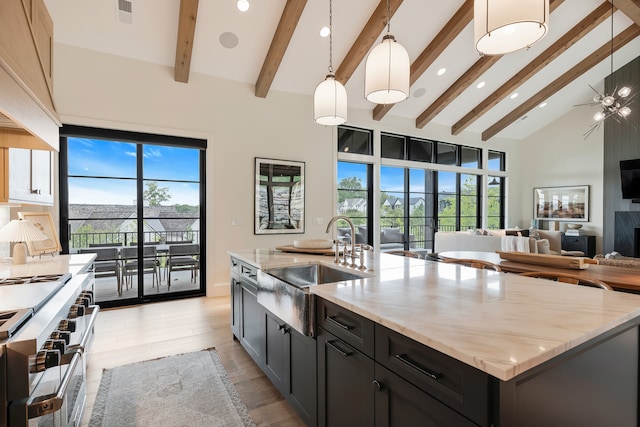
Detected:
left=82, top=296, right=305, bottom=426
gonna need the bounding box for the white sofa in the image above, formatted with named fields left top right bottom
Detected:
left=434, top=229, right=569, bottom=255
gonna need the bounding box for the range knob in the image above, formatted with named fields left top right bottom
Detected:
left=67, top=304, right=85, bottom=319
left=57, top=319, right=76, bottom=333
left=49, top=330, right=71, bottom=345
left=30, top=350, right=60, bottom=373
left=80, top=290, right=94, bottom=305
left=75, top=296, right=90, bottom=308
left=43, top=339, right=66, bottom=354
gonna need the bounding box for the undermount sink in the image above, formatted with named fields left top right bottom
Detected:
left=257, top=263, right=367, bottom=336
left=264, top=263, right=365, bottom=289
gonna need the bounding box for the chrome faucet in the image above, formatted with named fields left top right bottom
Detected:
left=326, top=215, right=356, bottom=266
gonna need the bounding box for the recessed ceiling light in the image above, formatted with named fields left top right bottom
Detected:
left=510, top=92, right=519, bottom=99
left=237, top=0, right=249, bottom=12
left=539, top=102, right=547, bottom=108
left=437, top=68, right=446, bottom=76
left=320, top=26, right=330, bottom=38
left=476, top=81, right=486, bottom=89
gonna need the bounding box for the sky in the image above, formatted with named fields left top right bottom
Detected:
left=67, top=138, right=200, bottom=205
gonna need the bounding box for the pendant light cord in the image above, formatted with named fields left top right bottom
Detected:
left=328, top=0, right=333, bottom=73
left=386, top=0, right=391, bottom=33
left=610, top=0, right=614, bottom=76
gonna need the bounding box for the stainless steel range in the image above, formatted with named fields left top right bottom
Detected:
left=0, top=271, right=99, bottom=427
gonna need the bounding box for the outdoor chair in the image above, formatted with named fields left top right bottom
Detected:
left=121, top=246, right=160, bottom=289
left=79, top=247, right=123, bottom=295
left=166, top=243, right=200, bottom=289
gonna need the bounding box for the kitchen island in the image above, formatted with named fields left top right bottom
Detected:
left=229, top=249, right=640, bottom=426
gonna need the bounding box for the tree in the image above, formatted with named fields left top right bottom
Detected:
left=337, top=177, right=363, bottom=203
left=143, top=181, right=171, bottom=206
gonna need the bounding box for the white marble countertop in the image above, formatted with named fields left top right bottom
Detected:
left=229, top=248, right=640, bottom=381
left=0, top=253, right=96, bottom=278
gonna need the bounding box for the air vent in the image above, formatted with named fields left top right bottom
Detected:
left=116, top=0, right=133, bottom=24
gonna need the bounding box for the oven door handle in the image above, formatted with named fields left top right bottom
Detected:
left=67, top=305, right=100, bottom=353
left=26, top=350, right=83, bottom=419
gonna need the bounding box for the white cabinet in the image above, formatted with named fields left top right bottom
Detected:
left=1, top=147, right=54, bottom=205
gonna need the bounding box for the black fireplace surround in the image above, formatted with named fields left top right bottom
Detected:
left=615, top=211, right=640, bottom=257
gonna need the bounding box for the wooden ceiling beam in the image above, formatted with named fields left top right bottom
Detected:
left=415, top=56, right=500, bottom=129
left=481, top=25, right=640, bottom=141
left=609, top=0, right=640, bottom=27
left=414, top=0, right=564, bottom=129
left=255, top=0, right=307, bottom=98
left=452, top=1, right=612, bottom=135
left=335, top=0, right=403, bottom=85
left=373, top=0, right=473, bottom=121
left=174, top=0, right=199, bottom=83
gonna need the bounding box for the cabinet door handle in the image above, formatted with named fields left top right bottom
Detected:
left=31, top=189, right=42, bottom=194
left=326, top=315, right=351, bottom=330
left=372, top=380, right=383, bottom=392
left=327, top=340, right=352, bottom=357
left=395, top=353, right=443, bottom=381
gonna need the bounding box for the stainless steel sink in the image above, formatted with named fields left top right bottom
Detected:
left=257, top=263, right=367, bottom=336
left=264, top=263, right=365, bottom=289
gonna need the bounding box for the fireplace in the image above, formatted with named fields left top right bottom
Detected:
left=614, top=211, right=640, bottom=257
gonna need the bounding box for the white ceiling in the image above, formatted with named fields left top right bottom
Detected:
left=44, top=0, right=640, bottom=141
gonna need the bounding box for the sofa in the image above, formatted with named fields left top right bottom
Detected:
left=337, top=226, right=415, bottom=252
left=433, top=229, right=575, bottom=256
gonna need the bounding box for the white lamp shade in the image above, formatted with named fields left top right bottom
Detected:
left=365, top=34, right=410, bottom=105
left=314, top=74, right=347, bottom=126
left=474, top=0, right=549, bottom=55
left=0, top=219, right=48, bottom=242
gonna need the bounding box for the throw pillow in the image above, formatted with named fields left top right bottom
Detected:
left=529, top=227, right=541, bottom=240
left=536, top=238, right=551, bottom=254
left=506, top=229, right=530, bottom=237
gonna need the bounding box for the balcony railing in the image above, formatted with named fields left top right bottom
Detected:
left=70, top=230, right=199, bottom=249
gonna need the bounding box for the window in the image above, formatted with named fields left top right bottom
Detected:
left=338, top=126, right=372, bottom=155
left=488, top=150, right=505, bottom=171
left=487, top=176, right=505, bottom=229
left=60, top=125, right=206, bottom=307
left=337, top=162, right=372, bottom=244
left=381, top=133, right=405, bottom=160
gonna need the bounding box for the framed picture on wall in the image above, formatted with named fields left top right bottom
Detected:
left=18, top=211, right=62, bottom=255
left=533, top=186, right=589, bottom=222
left=255, top=158, right=305, bottom=234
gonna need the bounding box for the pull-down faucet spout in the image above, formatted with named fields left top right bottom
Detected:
left=326, top=215, right=356, bottom=265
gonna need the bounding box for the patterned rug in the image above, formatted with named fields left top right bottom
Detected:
left=89, top=348, right=255, bottom=426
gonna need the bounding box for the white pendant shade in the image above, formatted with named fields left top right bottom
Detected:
left=474, top=0, right=549, bottom=55
left=365, top=34, right=410, bottom=105
left=314, top=74, right=347, bottom=126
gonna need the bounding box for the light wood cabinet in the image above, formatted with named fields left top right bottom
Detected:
left=0, top=0, right=59, bottom=151
left=0, top=147, right=54, bottom=205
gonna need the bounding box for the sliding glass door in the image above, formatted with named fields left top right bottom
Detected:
left=60, top=126, right=206, bottom=308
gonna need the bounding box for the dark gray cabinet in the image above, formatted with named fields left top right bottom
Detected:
left=230, top=257, right=316, bottom=426
left=317, top=327, right=374, bottom=427
left=562, top=234, right=596, bottom=257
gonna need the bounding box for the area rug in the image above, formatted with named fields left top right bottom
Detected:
left=89, top=348, right=256, bottom=427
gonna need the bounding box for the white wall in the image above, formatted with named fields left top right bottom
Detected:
left=53, top=44, right=521, bottom=294
left=519, top=107, right=605, bottom=253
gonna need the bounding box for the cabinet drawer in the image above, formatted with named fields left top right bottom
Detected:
left=562, top=236, right=584, bottom=250
left=316, top=298, right=374, bottom=357
left=375, top=325, right=489, bottom=426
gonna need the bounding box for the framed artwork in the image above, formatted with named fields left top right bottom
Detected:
left=255, top=158, right=305, bottom=234
left=18, top=211, right=62, bottom=255
left=533, top=186, right=589, bottom=222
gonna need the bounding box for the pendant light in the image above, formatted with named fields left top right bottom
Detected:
left=582, top=0, right=634, bottom=138
left=314, top=0, right=347, bottom=126
left=474, top=0, right=549, bottom=55
left=364, top=0, right=409, bottom=105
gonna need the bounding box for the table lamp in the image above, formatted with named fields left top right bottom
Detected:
left=0, top=219, right=48, bottom=264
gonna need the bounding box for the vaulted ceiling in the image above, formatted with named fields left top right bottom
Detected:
left=45, top=0, right=640, bottom=141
